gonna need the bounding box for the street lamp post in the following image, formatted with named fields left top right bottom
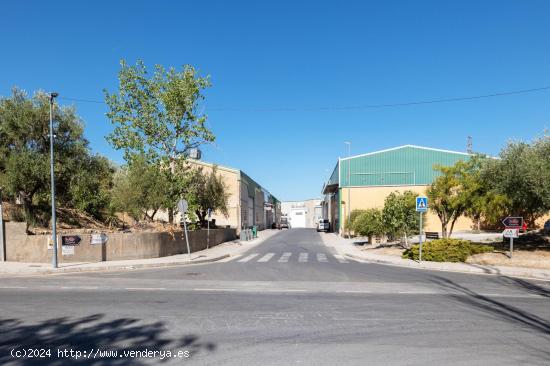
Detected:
left=344, top=141, right=351, bottom=238
left=49, top=92, right=59, bottom=268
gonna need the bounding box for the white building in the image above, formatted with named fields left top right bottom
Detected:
left=281, top=199, right=322, bottom=228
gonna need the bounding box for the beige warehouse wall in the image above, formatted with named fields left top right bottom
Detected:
left=340, top=186, right=475, bottom=234
left=154, top=161, right=241, bottom=229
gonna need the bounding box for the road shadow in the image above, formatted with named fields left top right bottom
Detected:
left=497, top=276, right=550, bottom=298
left=0, top=314, right=216, bottom=365
left=430, top=275, right=550, bottom=336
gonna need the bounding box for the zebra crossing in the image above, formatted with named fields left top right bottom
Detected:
left=235, top=252, right=351, bottom=264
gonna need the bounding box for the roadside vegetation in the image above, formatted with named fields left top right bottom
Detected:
left=0, top=60, right=230, bottom=232
left=402, top=238, right=494, bottom=262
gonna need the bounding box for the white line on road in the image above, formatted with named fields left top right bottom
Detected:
left=124, top=287, right=167, bottom=291
left=317, top=253, right=328, bottom=263
left=237, top=253, right=259, bottom=262
left=278, top=252, right=292, bottom=262
left=299, top=253, right=308, bottom=263
left=258, top=253, right=275, bottom=262
left=333, top=254, right=349, bottom=263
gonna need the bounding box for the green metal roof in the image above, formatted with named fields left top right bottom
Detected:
left=337, top=145, right=471, bottom=187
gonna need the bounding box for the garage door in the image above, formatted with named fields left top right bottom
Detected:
left=290, top=209, right=306, bottom=228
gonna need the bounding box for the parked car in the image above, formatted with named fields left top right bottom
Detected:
left=316, top=219, right=330, bottom=232
left=544, top=219, right=550, bottom=234
left=279, top=216, right=290, bottom=230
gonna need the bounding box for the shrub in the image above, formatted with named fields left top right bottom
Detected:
left=345, top=209, right=367, bottom=231
left=352, top=209, right=384, bottom=239
left=402, top=238, right=493, bottom=262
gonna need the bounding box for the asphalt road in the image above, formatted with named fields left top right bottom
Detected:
left=1, top=228, right=549, bottom=365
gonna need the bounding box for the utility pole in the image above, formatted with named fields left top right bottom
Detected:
left=0, top=190, right=5, bottom=262
left=49, top=92, right=59, bottom=268
left=344, top=141, right=351, bottom=238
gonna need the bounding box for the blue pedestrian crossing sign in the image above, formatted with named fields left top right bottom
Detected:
left=416, top=196, right=428, bottom=212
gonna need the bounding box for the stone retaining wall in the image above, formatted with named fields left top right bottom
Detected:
left=4, top=222, right=237, bottom=263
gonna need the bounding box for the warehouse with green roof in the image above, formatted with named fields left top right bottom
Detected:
left=321, top=145, right=474, bottom=236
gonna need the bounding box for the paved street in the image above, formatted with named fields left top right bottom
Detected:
left=1, top=229, right=550, bottom=365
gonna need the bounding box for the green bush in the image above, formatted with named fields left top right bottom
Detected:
left=344, top=209, right=367, bottom=231
left=352, top=209, right=384, bottom=239
left=402, top=238, right=493, bottom=262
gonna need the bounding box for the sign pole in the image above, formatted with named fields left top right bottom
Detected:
left=183, top=219, right=191, bottom=261
left=419, top=212, right=423, bottom=262
left=0, top=193, right=5, bottom=262
left=207, top=219, right=210, bottom=249
left=509, top=236, right=513, bottom=259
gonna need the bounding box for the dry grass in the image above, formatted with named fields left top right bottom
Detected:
left=360, top=246, right=404, bottom=257
left=467, top=250, right=550, bottom=270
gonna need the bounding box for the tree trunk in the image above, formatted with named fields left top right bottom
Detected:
left=449, top=216, right=459, bottom=238
left=168, top=207, right=174, bottom=225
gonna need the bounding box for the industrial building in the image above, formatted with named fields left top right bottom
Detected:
left=321, top=145, right=475, bottom=235
left=281, top=199, right=322, bottom=228
left=157, top=160, right=281, bottom=232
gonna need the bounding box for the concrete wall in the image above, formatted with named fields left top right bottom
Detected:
left=340, top=186, right=475, bottom=234
left=5, top=222, right=236, bottom=263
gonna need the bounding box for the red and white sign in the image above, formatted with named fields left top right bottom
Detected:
left=502, top=228, right=519, bottom=238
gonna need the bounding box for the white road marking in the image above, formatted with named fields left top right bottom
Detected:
left=333, top=254, right=349, bottom=263
left=237, top=253, right=259, bottom=262
left=258, top=253, right=275, bottom=262
left=317, top=253, right=328, bottom=263
left=299, top=253, right=308, bottom=263
left=278, top=252, right=292, bottom=262
left=124, top=287, right=167, bottom=291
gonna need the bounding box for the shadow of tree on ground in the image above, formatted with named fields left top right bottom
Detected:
left=431, top=275, right=550, bottom=335
left=0, top=314, right=216, bottom=365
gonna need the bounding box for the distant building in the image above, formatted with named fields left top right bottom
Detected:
left=321, top=145, right=476, bottom=236
left=281, top=199, right=322, bottom=228
left=156, top=160, right=280, bottom=232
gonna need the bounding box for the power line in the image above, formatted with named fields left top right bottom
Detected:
left=58, top=84, right=550, bottom=112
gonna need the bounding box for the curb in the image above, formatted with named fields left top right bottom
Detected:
left=0, top=254, right=230, bottom=276
left=344, top=253, right=550, bottom=281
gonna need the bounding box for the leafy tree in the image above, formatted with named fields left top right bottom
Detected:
left=0, top=88, right=110, bottom=224
left=104, top=60, right=214, bottom=224
left=187, top=166, right=230, bottom=227
left=110, top=157, right=170, bottom=222
left=482, top=137, right=550, bottom=224
left=352, top=208, right=384, bottom=243
left=382, top=191, right=419, bottom=248
left=68, top=155, right=114, bottom=219
left=427, top=160, right=473, bottom=238
left=460, top=156, right=510, bottom=229
left=344, top=209, right=367, bottom=231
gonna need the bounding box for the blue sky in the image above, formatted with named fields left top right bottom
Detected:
left=1, top=1, right=549, bottom=201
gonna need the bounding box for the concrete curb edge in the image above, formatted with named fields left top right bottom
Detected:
left=344, top=253, right=550, bottom=281
left=0, top=254, right=231, bottom=276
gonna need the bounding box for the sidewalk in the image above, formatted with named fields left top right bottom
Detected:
left=0, top=229, right=279, bottom=276
left=321, top=233, right=550, bottom=281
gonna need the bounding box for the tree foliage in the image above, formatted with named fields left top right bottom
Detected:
left=0, top=88, right=113, bottom=225
left=382, top=191, right=419, bottom=247
left=187, top=166, right=230, bottom=227
left=482, top=137, right=550, bottom=224
left=110, top=156, right=170, bottom=222
left=352, top=208, right=384, bottom=241
left=344, top=209, right=367, bottom=231
left=104, top=60, right=214, bottom=224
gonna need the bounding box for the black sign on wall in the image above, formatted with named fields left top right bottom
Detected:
left=61, top=235, right=82, bottom=246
